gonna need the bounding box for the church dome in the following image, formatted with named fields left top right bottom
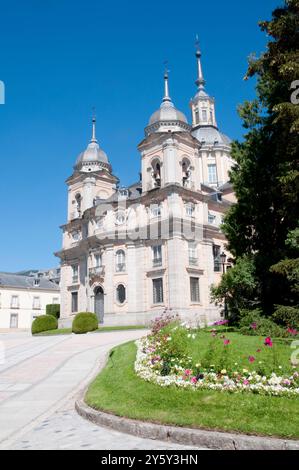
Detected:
left=145, top=71, right=190, bottom=136
left=191, top=126, right=231, bottom=146
left=149, top=100, right=188, bottom=125
left=75, top=141, right=109, bottom=167
left=74, top=118, right=111, bottom=172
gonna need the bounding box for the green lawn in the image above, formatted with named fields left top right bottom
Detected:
left=34, top=325, right=147, bottom=336
left=85, top=341, right=299, bottom=439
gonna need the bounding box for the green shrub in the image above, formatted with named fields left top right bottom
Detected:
left=238, top=309, right=288, bottom=338
left=273, top=305, right=299, bottom=329
left=32, top=315, right=58, bottom=335
left=72, top=312, right=98, bottom=334
left=46, top=304, right=60, bottom=319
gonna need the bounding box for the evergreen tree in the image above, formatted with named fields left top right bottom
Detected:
left=221, top=0, right=299, bottom=314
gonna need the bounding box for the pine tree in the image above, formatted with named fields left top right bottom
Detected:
left=221, top=0, right=299, bottom=314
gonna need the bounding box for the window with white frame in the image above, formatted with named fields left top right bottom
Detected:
left=116, top=250, right=126, bottom=272
left=195, top=109, right=199, bottom=124
left=11, top=295, right=19, bottom=309
left=208, top=164, right=218, bottom=184
left=185, top=202, right=195, bottom=217
left=188, top=242, right=198, bottom=265
left=202, top=109, right=208, bottom=121
left=151, top=204, right=161, bottom=218
left=152, top=245, right=162, bottom=267
left=208, top=212, right=216, bottom=225
left=52, top=297, right=59, bottom=304
left=72, top=264, right=79, bottom=283
left=190, top=277, right=200, bottom=303
left=213, top=244, right=221, bottom=272
left=153, top=278, right=163, bottom=304
left=33, top=296, right=40, bottom=309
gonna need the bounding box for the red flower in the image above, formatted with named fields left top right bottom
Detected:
left=256, top=349, right=261, bottom=353
left=264, top=337, right=273, bottom=347
left=224, top=339, right=230, bottom=346
left=248, top=356, right=255, bottom=363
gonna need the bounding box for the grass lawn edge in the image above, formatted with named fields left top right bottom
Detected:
left=84, top=340, right=299, bottom=440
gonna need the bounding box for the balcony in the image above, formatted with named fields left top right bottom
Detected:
left=153, top=258, right=162, bottom=268
left=89, top=266, right=104, bottom=277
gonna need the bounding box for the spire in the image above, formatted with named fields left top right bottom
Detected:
left=91, top=108, right=97, bottom=143
left=162, top=62, right=171, bottom=103
left=195, top=35, right=206, bottom=90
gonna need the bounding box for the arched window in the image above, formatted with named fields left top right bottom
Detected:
left=182, top=159, right=191, bottom=188
left=116, top=249, right=126, bottom=272
left=116, top=284, right=126, bottom=304
left=151, top=159, right=161, bottom=188
left=75, top=193, right=82, bottom=216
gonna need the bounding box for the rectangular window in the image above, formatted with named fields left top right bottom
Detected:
left=202, top=109, right=207, bottom=121
left=71, top=292, right=78, bottom=313
left=153, top=278, right=163, bottom=304
left=190, top=277, right=200, bottom=303
left=33, top=296, right=41, bottom=309
left=213, top=244, right=221, bottom=272
left=72, top=265, right=79, bottom=283
left=10, top=313, right=18, bottom=328
left=185, top=203, right=195, bottom=217
left=11, top=295, right=19, bottom=308
left=208, top=164, right=218, bottom=184
left=151, top=204, right=161, bottom=218
left=188, top=242, right=198, bottom=266
left=52, top=297, right=59, bottom=304
left=208, top=212, right=216, bottom=225
left=195, top=109, right=199, bottom=124
left=152, top=245, right=162, bottom=267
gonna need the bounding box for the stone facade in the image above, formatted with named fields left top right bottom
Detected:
left=56, top=48, right=235, bottom=327
left=0, top=273, right=60, bottom=329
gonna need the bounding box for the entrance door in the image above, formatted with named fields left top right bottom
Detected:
left=94, top=287, right=104, bottom=324
left=10, top=314, right=18, bottom=328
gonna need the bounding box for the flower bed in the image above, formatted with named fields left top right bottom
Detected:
left=134, top=318, right=299, bottom=397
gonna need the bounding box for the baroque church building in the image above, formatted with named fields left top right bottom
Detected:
left=55, top=47, right=235, bottom=326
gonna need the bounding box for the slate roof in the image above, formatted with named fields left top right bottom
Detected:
left=0, top=272, right=60, bottom=291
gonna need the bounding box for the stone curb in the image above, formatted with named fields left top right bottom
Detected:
left=75, top=393, right=299, bottom=450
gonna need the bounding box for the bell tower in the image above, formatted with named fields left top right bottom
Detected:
left=66, top=117, right=118, bottom=221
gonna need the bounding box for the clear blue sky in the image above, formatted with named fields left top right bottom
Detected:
left=0, top=0, right=281, bottom=272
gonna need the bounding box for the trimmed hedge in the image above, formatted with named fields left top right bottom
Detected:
left=72, top=312, right=98, bottom=334
left=32, top=315, right=58, bottom=335
left=46, top=304, right=60, bottom=319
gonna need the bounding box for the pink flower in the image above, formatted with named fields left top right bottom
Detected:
left=191, top=377, right=198, bottom=384
left=223, top=339, right=230, bottom=346
left=243, top=379, right=249, bottom=386
left=251, top=322, right=257, bottom=330
left=264, top=337, right=273, bottom=347
left=288, top=328, right=298, bottom=336
left=248, top=356, right=255, bottom=363
left=185, top=369, right=192, bottom=376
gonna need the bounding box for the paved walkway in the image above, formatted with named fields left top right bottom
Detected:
left=0, top=331, right=198, bottom=450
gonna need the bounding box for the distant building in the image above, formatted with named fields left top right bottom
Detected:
left=55, top=46, right=234, bottom=326
left=0, top=272, right=60, bottom=329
